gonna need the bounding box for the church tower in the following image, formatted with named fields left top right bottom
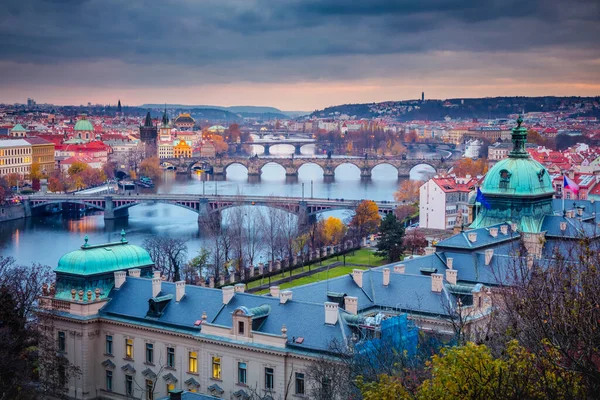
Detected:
left=139, top=111, right=158, bottom=156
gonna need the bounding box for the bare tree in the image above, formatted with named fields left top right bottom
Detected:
left=262, top=206, right=285, bottom=263
left=200, top=212, right=227, bottom=281
left=142, top=237, right=188, bottom=281
left=243, top=210, right=264, bottom=268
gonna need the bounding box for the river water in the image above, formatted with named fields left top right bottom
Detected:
left=0, top=144, right=441, bottom=267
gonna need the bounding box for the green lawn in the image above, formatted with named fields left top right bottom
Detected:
left=255, top=265, right=369, bottom=294
left=245, top=249, right=386, bottom=291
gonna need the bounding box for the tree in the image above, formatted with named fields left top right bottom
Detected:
left=138, top=156, right=162, bottom=181
left=375, top=213, right=405, bottom=262
left=6, top=173, right=19, bottom=187
left=67, top=161, right=88, bottom=176
left=357, top=374, right=412, bottom=400
left=350, top=200, right=381, bottom=239
left=184, top=249, right=210, bottom=284
left=48, top=172, right=69, bottom=193
left=395, top=204, right=417, bottom=222
left=394, top=180, right=422, bottom=204
left=142, top=237, right=188, bottom=281
left=452, top=158, right=488, bottom=177
left=403, top=229, right=427, bottom=255
left=211, top=135, right=229, bottom=154
left=102, top=161, right=117, bottom=180
left=320, top=216, right=347, bottom=246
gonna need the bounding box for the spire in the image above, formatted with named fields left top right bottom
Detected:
left=144, top=111, right=153, bottom=127
left=162, top=105, right=169, bottom=127
left=117, top=99, right=122, bottom=113
left=509, top=115, right=529, bottom=158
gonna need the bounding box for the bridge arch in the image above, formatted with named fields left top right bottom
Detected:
left=29, top=199, right=106, bottom=211
left=297, top=161, right=325, bottom=175
left=370, top=162, right=401, bottom=179
left=113, top=200, right=201, bottom=214
left=408, top=162, right=438, bottom=180
left=333, top=162, right=362, bottom=178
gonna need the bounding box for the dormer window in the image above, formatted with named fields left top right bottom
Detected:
left=499, top=169, right=511, bottom=189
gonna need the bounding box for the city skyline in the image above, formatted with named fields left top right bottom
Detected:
left=1, top=0, right=599, bottom=110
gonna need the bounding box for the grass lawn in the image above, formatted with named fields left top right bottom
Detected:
left=255, top=265, right=369, bottom=295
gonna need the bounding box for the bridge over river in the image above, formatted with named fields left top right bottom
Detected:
left=162, top=155, right=450, bottom=178
left=24, top=193, right=398, bottom=228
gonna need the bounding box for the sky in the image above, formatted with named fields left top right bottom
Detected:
left=0, top=0, right=599, bottom=110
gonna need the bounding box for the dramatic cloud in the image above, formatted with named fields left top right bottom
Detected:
left=0, top=0, right=598, bottom=109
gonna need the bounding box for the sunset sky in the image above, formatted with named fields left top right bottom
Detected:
left=1, top=0, right=599, bottom=110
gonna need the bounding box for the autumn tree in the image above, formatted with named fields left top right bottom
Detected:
left=211, top=135, right=229, bottom=154
left=375, top=213, right=405, bottom=262
left=394, top=180, right=423, bottom=204
left=320, top=216, right=347, bottom=246
left=138, top=156, right=162, bottom=181
left=102, top=161, right=117, bottom=180
left=452, top=158, right=488, bottom=177
left=350, top=200, right=381, bottom=239
left=48, top=171, right=70, bottom=193
left=403, top=229, right=427, bottom=255
left=67, top=161, right=88, bottom=176
left=6, top=173, right=19, bottom=187
left=395, top=204, right=417, bottom=222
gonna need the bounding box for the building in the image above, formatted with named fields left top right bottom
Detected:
left=419, top=176, right=477, bottom=230
left=173, top=140, right=192, bottom=158
left=40, top=229, right=492, bottom=400
left=74, top=115, right=95, bottom=141
left=174, top=113, right=196, bottom=131
left=158, top=142, right=174, bottom=159
left=487, top=142, right=511, bottom=161
left=140, top=112, right=158, bottom=156
left=24, top=137, right=55, bottom=174
left=464, top=139, right=482, bottom=159
left=0, top=139, right=32, bottom=177
left=159, top=109, right=173, bottom=142
left=10, top=123, right=27, bottom=137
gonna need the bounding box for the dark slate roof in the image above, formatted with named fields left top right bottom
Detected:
left=541, top=215, right=600, bottom=239
left=435, top=224, right=519, bottom=250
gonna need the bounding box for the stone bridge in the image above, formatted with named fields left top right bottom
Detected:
left=23, top=194, right=398, bottom=228
left=232, top=139, right=316, bottom=155
left=161, top=156, right=449, bottom=178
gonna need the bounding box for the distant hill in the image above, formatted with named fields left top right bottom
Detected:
left=141, top=104, right=290, bottom=117
left=310, top=96, right=600, bottom=121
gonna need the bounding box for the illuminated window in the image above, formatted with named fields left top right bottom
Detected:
left=212, top=356, right=221, bottom=379
left=167, top=383, right=175, bottom=393
left=188, top=351, right=197, bottom=373
left=125, top=338, right=134, bottom=359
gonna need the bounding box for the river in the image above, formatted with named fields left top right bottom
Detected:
left=0, top=144, right=441, bottom=267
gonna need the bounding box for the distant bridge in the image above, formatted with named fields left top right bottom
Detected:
left=232, top=139, right=316, bottom=155
left=23, top=194, right=398, bottom=227
left=161, top=156, right=450, bottom=178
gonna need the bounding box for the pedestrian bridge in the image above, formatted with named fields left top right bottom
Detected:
left=23, top=193, right=398, bottom=227
left=161, top=156, right=449, bottom=178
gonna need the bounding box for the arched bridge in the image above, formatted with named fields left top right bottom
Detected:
left=23, top=194, right=398, bottom=227
left=232, top=139, right=316, bottom=155
left=161, top=156, right=449, bottom=178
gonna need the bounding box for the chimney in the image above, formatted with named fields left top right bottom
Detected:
left=500, top=225, right=508, bottom=235
left=382, top=268, right=390, bottom=286
left=510, top=222, right=517, bottom=232
left=270, top=286, right=280, bottom=298
left=344, top=296, right=358, bottom=315
left=114, top=271, right=126, bottom=289
left=153, top=271, right=161, bottom=278
left=431, top=273, right=443, bottom=293
left=577, top=207, right=584, bottom=216
left=446, top=269, right=457, bottom=285
left=175, top=281, right=185, bottom=302
left=129, top=268, right=141, bottom=277
left=352, top=269, right=364, bottom=288
left=152, top=273, right=161, bottom=298
left=393, top=264, right=405, bottom=274
left=467, top=232, right=477, bottom=243
left=485, top=249, right=494, bottom=265
left=222, top=286, right=234, bottom=304
left=566, top=210, right=574, bottom=218
left=169, top=389, right=184, bottom=400
left=489, top=227, right=498, bottom=238
left=280, top=290, right=292, bottom=304
left=560, top=221, right=567, bottom=231
left=446, top=257, right=453, bottom=269
left=234, top=283, right=245, bottom=293
left=324, top=302, right=338, bottom=325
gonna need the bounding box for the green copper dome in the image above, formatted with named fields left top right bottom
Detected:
left=74, top=116, right=94, bottom=131
left=481, top=157, right=554, bottom=197
left=11, top=124, right=26, bottom=132
left=55, top=234, right=153, bottom=276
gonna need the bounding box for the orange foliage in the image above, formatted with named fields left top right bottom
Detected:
left=452, top=158, right=488, bottom=177
left=394, top=180, right=423, bottom=204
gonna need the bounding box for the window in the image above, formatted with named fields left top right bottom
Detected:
left=167, top=383, right=175, bottom=393
left=126, top=375, right=133, bottom=396
left=146, top=379, right=154, bottom=400
left=188, top=351, right=197, bottom=373
left=212, top=356, right=221, bottom=379
left=58, top=365, right=66, bottom=387
left=106, top=370, right=113, bottom=391
left=238, top=362, right=247, bottom=384
left=167, top=347, right=175, bottom=368
left=58, top=331, right=66, bottom=352
left=125, top=338, right=134, bottom=359
left=105, top=335, right=113, bottom=355
left=265, top=367, right=274, bottom=390
left=295, top=372, right=305, bottom=395
left=238, top=321, right=245, bottom=335
left=146, top=343, right=154, bottom=364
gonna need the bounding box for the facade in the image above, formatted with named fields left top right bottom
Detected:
left=159, top=143, right=174, bottom=159
left=487, top=142, right=511, bottom=161
left=419, top=176, right=477, bottom=230
left=173, top=140, right=192, bottom=158
left=464, top=139, right=482, bottom=159
left=24, top=136, right=55, bottom=174
left=0, top=139, right=32, bottom=177
left=140, top=112, right=158, bottom=156
left=174, top=113, right=196, bottom=131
